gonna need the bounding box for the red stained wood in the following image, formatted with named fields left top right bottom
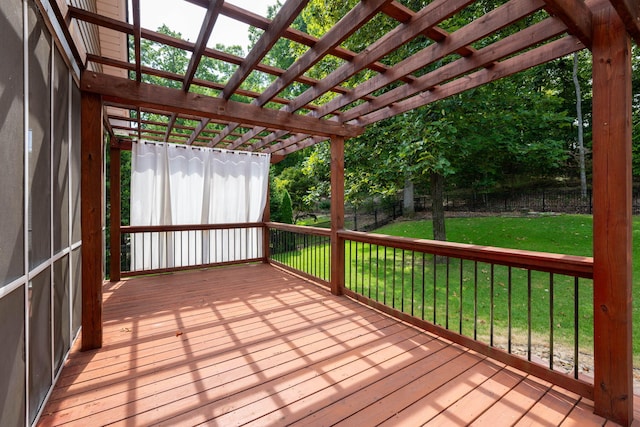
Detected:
left=591, top=3, right=634, bottom=426
left=330, top=136, right=345, bottom=296
left=80, top=91, right=104, bottom=351
left=39, top=264, right=630, bottom=427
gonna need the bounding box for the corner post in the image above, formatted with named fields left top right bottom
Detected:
left=109, top=144, right=121, bottom=281
left=81, top=92, right=104, bottom=351
left=592, top=4, right=633, bottom=425
left=330, top=135, right=345, bottom=295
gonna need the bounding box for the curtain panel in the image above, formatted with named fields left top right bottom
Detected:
left=130, top=142, right=270, bottom=270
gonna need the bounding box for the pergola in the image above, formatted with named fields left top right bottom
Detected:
left=38, top=0, right=637, bottom=424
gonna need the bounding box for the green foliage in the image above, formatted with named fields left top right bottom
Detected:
left=280, top=189, right=294, bottom=224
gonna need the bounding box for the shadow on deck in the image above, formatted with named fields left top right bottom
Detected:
left=39, top=264, right=638, bottom=426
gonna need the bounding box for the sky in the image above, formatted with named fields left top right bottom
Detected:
left=136, top=0, right=277, bottom=53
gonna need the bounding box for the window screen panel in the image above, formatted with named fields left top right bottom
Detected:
left=0, top=286, right=26, bottom=427
left=71, top=83, right=81, bottom=244
left=72, top=247, right=82, bottom=335
left=28, top=2, right=52, bottom=269
left=0, top=0, right=25, bottom=288
left=53, top=48, right=70, bottom=253
left=54, top=255, right=70, bottom=373
left=28, top=268, right=52, bottom=424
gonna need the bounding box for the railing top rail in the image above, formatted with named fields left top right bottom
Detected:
left=340, top=230, right=593, bottom=279
left=121, top=222, right=264, bottom=233
left=266, top=222, right=332, bottom=237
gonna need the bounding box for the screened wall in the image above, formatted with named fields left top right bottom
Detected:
left=0, top=1, right=83, bottom=426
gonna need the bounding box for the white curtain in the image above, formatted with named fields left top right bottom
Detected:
left=130, top=142, right=270, bottom=271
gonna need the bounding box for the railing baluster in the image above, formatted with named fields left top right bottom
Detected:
left=550, top=273, right=554, bottom=370
left=392, top=247, right=396, bottom=309
left=401, top=249, right=405, bottom=313
left=446, top=257, right=450, bottom=330
left=528, top=269, right=532, bottom=362
left=473, top=261, right=478, bottom=340
left=490, top=264, right=495, bottom=347
left=574, top=277, right=579, bottom=379
left=508, top=266, right=513, bottom=354
left=459, top=259, right=464, bottom=334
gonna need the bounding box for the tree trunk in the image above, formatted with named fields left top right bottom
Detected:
left=573, top=52, right=587, bottom=199
left=431, top=171, right=446, bottom=263
left=431, top=171, right=447, bottom=250
left=403, top=177, right=415, bottom=218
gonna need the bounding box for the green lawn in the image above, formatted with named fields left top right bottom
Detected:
left=274, top=214, right=639, bottom=364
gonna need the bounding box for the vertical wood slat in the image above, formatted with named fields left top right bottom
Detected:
left=109, top=145, right=121, bottom=281
left=330, top=135, right=345, bottom=296
left=591, top=3, right=633, bottom=426
left=81, top=91, right=104, bottom=351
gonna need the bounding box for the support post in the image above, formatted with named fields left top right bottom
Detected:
left=330, top=136, right=345, bottom=296
left=262, top=180, right=271, bottom=263
left=592, top=4, right=633, bottom=425
left=81, top=92, right=104, bottom=351
left=109, top=144, right=121, bottom=281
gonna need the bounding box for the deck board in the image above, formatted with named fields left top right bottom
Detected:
left=39, top=263, right=633, bottom=426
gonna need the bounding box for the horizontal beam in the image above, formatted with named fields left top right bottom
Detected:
left=543, top=0, right=593, bottom=48
left=81, top=71, right=363, bottom=138
left=608, top=0, right=640, bottom=45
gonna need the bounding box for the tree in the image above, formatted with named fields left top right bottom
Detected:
left=573, top=52, right=587, bottom=198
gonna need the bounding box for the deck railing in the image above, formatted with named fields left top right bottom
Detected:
left=339, top=230, right=594, bottom=398
left=267, top=222, right=331, bottom=286
left=119, top=223, right=264, bottom=277
left=263, top=223, right=595, bottom=398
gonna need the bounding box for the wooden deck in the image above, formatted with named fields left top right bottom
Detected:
left=39, top=263, right=638, bottom=426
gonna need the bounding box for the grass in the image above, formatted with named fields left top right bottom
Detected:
left=272, top=214, right=640, bottom=365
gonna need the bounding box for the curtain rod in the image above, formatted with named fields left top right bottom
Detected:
left=137, top=140, right=269, bottom=158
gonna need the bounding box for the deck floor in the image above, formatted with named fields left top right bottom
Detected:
left=39, top=263, right=638, bottom=426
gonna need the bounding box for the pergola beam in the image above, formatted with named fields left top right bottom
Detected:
left=222, top=0, right=309, bottom=100
left=269, top=16, right=570, bottom=155
left=352, top=36, right=582, bottom=126
left=209, top=0, right=392, bottom=146
left=542, top=0, right=593, bottom=47
left=81, top=71, right=363, bottom=138
left=608, top=0, right=640, bottom=44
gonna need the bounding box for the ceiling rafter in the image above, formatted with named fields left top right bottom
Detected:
left=222, top=0, right=309, bottom=100
left=268, top=15, right=569, bottom=155
left=542, top=0, right=593, bottom=48
left=56, top=0, right=634, bottom=159
left=207, top=0, right=394, bottom=147
left=274, top=36, right=582, bottom=156
left=608, top=0, right=640, bottom=44
left=240, top=0, right=475, bottom=152
left=69, top=5, right=375, bottom=105
left=355, top=37, right=584, bottom=125
left=255, top=0, right=550, bottom=153
left=81, top=71, right=363, bottom=138
left=188, top=0, right=309, bottom=146
left=164, top=0, right=224, bottom=142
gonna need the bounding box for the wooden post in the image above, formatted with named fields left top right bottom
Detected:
left=330, top=136, right=345, bottom=296
left=592, top=4, right=633, bottom=426
left=109, top=145, right=121, bottom=281
left=262, top=180, right=271, bottom=263
left=81, top=92, right=104, bottom=351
